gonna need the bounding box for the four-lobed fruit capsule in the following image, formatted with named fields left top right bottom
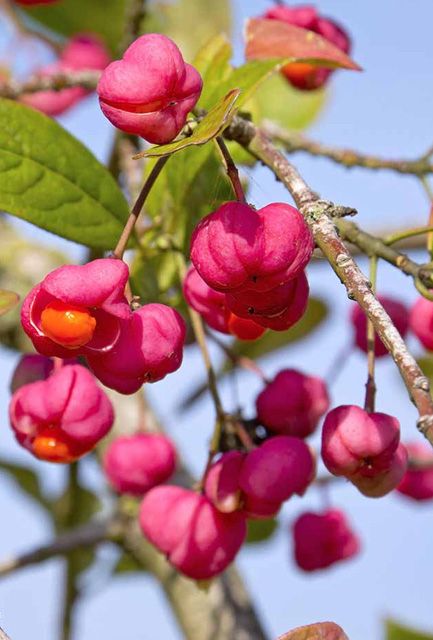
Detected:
left=350, top=295, right=409, bottom=357
left=321, top=404, right=408, bottom=497
left=256, top=369, right=329, bottom=438
left=103, top=434, right=177, bottom=496
left=9, top=364, right=114, bottom=463
left=292, top=509, right=360, bottom=571
left=97, top=34, right=202, bottom=144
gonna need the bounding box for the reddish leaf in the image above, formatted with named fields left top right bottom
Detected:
left=277, top=622, right=349, bottom=640
left=245, top=19, right=361, bottom=72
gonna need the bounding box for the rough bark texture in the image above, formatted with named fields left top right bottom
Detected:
left=122, top=519, right=268, bottom=640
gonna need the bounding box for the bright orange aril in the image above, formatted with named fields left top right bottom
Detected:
left=227, top=312, right=266, bottom=341
left=32, top=426, right=85, bottom=463
left=40, top=300, right=96, bottom=349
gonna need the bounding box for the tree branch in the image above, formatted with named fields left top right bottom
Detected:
left=336, top=220, right=433, bottom=287
left=0, top=520, right=119, bottom=578
left=264, top=121, right=433, bottom=177
left=0, top=71, right=100, bottom=99
left=121, top=519, right=268, bottom=640
left=225, top=117, right=433, bottom=444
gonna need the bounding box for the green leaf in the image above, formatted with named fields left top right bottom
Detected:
left=134, top=89, right=240, bottom=159
left=193, top=34, right=232, bottom=86
left=194, top=35, right=289, bottom=112
left=203, top=59, right=289, bottom=112
left=244, top=73, right=327, bottom=132
left=180, top=297, right=327, bottom=411
left=246, top=518, right=278, bottom=545
left=21, top=0, right=127, bottom=54
left=0, top=290, right=19, bottom=317
left=0, top=459, right=49, bottom=510
left=0, top=100, right=129, bottom=248
left=150, top=0, right=232, bottom=62
left=142, top=142, right=233, bottom=250
left=386, top=620, right=433, bottom=640
left=130, top=251, right=181, bottom=305
left=246, top=18, right=361, bottom=72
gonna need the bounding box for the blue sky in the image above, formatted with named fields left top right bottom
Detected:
left=1, top=1, right=433, bottom=639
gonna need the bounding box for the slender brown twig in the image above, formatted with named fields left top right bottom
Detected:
left=215, top=137, right=246, bottom=203
left=0, top=521, right=117, bottom=578
left=113, top=156, right=169, bottom=259
left=364, top=256, right=377, bottom=413
left=264, top=121, right=433, bottom=177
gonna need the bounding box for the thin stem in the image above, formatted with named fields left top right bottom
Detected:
left=421, top=176, right=433, bottom=201
left=206, top=331, right=269, bottom=382
left=337, top=220, right=433, bottom=290
left=0, top=521, right=118, bottom=578
left=176, top=255, right=227, bottom=482
left=384, top=225, right=433, bottom=246
left=364, top=256, right=377, bottom=413
left=119, top=0, right=147, bottom=54
left=113, top=156, right=169, bottom=259
left=59, top=463, right=79, bottom=640
left=263, top=120, right=433, bottom=177
left=325, top=342, right=353, bottom=387
left=215, top=137, right=246, bottom=203
left=235, top=421, right=255, bottom=451
left=1, top=0, right=62, bottom=52
left=176, top=256, right=225, bottom=424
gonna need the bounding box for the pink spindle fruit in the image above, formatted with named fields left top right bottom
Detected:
left=205, top=450, right=283, bottom=520
left=410, top=296, right=433, bottom=351
left=21, top=258, right=131, bottom=359
left=9, top=364, right=113, bottom=463
left=15, top=0, right=58, bottom=4
left=21, top=35, right=110, bottom=116
left=397, top=442, right=433, bottom=501
left=350, top=295, right=409, bottom=357
left=191, top=202, right=313, bottom=294
left=86, top=303, right=186, bottom=394
left=10, top=354, right=54, bottom=392
left=321, top=405, right=407, bottom=497
left=351, top=444, right=408, bottom=498
left=139, top=486, right=247, bottom=579
left=226, top=272, right=309, bottom=331
left=103, top=434, right=176, bottom=495
left=183, top=265, right=265, bottom=340
left=204, top=451, right=245, bottom=513
left=97, top=34, right=202, bottom=144
left=263, top=5, right=351, bottom=90
left=292, top=509, right=360, bottom=571
left=239, top=436, right=315, bottom=504
left=256, top=369, right=329, bottom=438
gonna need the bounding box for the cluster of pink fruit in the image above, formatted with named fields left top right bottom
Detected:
left=187, top=201, right=314, bottom=335
left=21, top=258, right=186, bottom=395
left=351, top=293, right=433, bottom=356
left=8, top=10, right=433, bottom=582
